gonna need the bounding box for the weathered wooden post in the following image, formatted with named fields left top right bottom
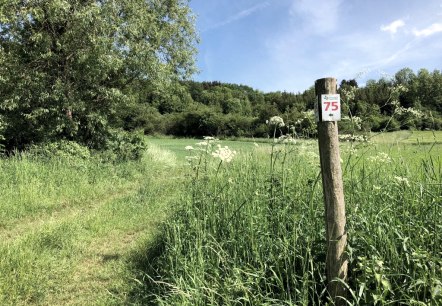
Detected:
left=315, top=77, right=348, bottom=304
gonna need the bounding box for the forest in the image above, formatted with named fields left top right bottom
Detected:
left=120, top=67, right=442, bottom=139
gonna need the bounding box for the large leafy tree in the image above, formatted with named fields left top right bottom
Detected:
left=0, top=0, right=197, bottom=150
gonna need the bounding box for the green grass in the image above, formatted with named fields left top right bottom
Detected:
left=143, top=133, right=442, bottom=305
left=146, top=136, right=269, bottom=159
left=0, top=148, right=185, bottom=305
left=370, top=130, right=442, bottom=144
left=1, top=131, right=441, bottom=305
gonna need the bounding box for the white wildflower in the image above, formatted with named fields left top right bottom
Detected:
left=395, top=106, right=424, bottom=118
left=347, top=147, right=357, bottom=155
left=339, top=134, right=368, bottom=142
left=185, top=145, right=194, bottom=151
left=277, top=135, right=296, bottom=144
left=394, top=176, right=410, bottom=187
left=185, top=156, right=199, bottom=162
left=302, top=110, right=315, bottom=118
left=196, top=141, right=208, bottom=146
left=342, top=115, right=362, bottom=130
left=341, top=86, right=356, bottom=102
left=203, top=136, right=216, bottom=140
left=212, top=146, right=237, bottom=163
left=368, top=152, right=392, bottom=164
left=268, top=116, right=285, bottom=127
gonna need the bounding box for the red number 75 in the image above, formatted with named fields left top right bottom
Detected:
left=324, top=101, right=339, bottom=111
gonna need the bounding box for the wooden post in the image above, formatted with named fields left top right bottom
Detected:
left=315, top=78, right=348, bottom=304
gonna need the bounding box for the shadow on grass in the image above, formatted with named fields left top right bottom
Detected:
left=124, top=232, right=170, bottom=306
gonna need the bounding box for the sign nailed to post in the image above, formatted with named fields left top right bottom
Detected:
left=315, top=78, right=347, bottom=304
left=318, top=94, right=341, bottom=122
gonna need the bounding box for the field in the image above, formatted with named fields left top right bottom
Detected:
left=0, top=131, right=441, bottom=305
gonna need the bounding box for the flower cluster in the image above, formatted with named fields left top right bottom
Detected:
left=212, top=145, right=237, bottom=163
left=389, top=84, right=409, bottom=108
left=394, top=175, right=410, bottom=187
left=342, top=115, right=362, bottom=130
left=338, top=134, right=368, bottom=142
left=275, top=135, right=296, bottom=144
left=267, top=116, right=285, bottom=127
left=345, top=147, right=358, bottom=155
left=368, top=152, right=392, bottom=164
left=185, top=137, right=237, bottom=164
left=395, top=106, right=424, bottom=118
left=341, top=86, right=356, bottom=102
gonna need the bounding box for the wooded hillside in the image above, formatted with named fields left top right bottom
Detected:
left=119, top=67, right=442, bottom=138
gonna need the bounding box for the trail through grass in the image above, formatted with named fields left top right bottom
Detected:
left=0, top=145, right=184, bottom=305
left=1, top=132, right=441, bottom=305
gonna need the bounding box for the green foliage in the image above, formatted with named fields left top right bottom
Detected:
left=167, top=107, right=223, bottom=137
left=117, top=67, right=442, bottom=139
left=27, top=140, right=91, bottom=162
left=102, top=129, right=147, bottom=162
left=0, top=0, right=197, bottom=152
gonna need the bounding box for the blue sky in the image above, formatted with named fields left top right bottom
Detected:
left=189, top=0, right=442, bottom=93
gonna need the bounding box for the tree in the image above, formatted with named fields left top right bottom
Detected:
left=0, top=0, right=197, bottom=151
left=340, top=79, right=358, bottom=88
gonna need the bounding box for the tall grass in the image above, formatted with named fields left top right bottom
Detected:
left=0, top=147, right=182, bottom=305
left=149, top=139, right=442, bottom=305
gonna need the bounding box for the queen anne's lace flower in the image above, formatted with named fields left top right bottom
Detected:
left=212, top=145, right=237, bottom=163
left=394, top=176, right=410, bottom=187
left=368, top=152, right=392, bottom=163
left=268, top=116, right=285, bottom=127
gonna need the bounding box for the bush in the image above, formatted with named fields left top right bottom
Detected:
left=218, top=114, right=254, bottom=137
left=102, top=129, right=146, bottom=162
left=27, top=140, right=91, bottom=161
left=167, top=109, right=223, bottom=137
left=117, top=104, right=166, bottom=135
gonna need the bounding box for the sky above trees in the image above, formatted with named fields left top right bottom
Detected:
left=189, top=0, right=442, bottom=92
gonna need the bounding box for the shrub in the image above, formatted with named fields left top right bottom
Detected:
left=27, top=140, right=91, bottom=162
left=101, top=129, right=146, bottom=162
left=167, top=109, right=223, bottom=137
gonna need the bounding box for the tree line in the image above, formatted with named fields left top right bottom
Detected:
left=119, top=67, right=442, bottom=139
left=1, top=1, right=441, bottom=157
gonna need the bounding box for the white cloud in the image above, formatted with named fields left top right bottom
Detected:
left=204, top=2, right=270, bottom=31
left=290, top=0, right=343, bottom=34
left=380, top=19, right=405, bottom=34
left=413, top=23, right=442, bottom=37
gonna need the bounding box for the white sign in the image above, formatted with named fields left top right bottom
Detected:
left=321, top=94, right=341, bottom=121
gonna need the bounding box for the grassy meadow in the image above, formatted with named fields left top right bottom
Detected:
left=0, top=131, right=441, bottom=305
left=147, top=131, right=442, bottom=305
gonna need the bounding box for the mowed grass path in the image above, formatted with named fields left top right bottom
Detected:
left=0, top=147, right=183, bottom=305
left=370, top=130, right=442, bottom=144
